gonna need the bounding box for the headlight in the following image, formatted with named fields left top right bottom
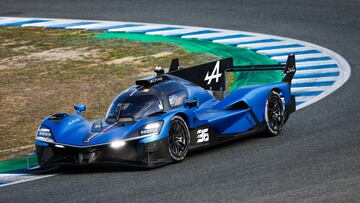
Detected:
left=36, top=127, right=55, bottom=143
left=110, top=140, right=126, bottom=149
left=110, top=121, right=163, bottom=148
left=140, top=121, right=163, bottom=137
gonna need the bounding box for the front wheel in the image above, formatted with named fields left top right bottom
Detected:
left=264, top=91, right=284, bottom=137
left=168, top=116, right=190, bottom=162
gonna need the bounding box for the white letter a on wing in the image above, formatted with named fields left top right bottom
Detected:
left=204, top=61, right=222, bottom=85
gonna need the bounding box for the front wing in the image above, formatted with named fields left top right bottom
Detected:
left=36, top=138, right=171, bottom=168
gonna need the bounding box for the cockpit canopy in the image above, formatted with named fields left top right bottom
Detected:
left=105, top=77, right=190, bottom=124
left=105, top=94, right=163, bottom=123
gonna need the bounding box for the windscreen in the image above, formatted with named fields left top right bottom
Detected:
left=105, top=94, right=163, bottom=123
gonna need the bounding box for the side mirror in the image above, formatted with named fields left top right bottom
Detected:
left=74, top=104, right=86, bottom=115
left=184, top=99, right=198, bottom=109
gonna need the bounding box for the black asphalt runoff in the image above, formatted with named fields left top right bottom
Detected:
left=0, top=0, right=359, bottom=202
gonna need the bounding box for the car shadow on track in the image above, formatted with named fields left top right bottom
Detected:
left=188, top=132, right=267, bottom=158
left=31, top=132, right=271, bottom=175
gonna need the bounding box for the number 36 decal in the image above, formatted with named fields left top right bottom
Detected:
left=197, top=128, right=209, bottom=143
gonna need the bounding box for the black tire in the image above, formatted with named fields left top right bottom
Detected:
left=264, top=91, right=284, bottom=137
left=168, top=116, right=190, bottom=161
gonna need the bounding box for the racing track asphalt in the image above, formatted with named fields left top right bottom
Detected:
left=0, top=0, right=359, bottom=202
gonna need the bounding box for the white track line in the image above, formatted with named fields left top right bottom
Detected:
left=271, top=53, right=329, bottom=61
left=21, top=20, right=81, bottom=27
left=0, top=173, right=55, bottom=188
left=257, top=47, right=314, bottom=55
left=80, top=23, right=130, bottom=30
left=292, top=76, right=338, bottom=84
left=80, top=23, right=135, bottom=30
left=0, top=18, right=34, bottom=24
left=145, top=27, right=202, bottom=35
left=296, top=68, right=339, bottom=75
left=296, top=96, right=315, bottom=102
left=213, top=36, right=266, bottom=44
left=296, top=60, right=337, bottom=67
left=109, top=24, right=175, bottom=32
left=292, top=86, right=330, bottom=92
left=237, top=41, right=296, bottom=49
left=181, top=31, right=240, bottom=39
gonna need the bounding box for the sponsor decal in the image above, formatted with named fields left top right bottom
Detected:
left=197, top=128, right=209, bottom=143
left=287, top=65, right=296, bottom=73
left=150, top=77, right=163, bottom=84
left=68, top=118, right=81, bottom=126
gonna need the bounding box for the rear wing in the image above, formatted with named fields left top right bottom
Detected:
left=167, top=55, right=296, bottom=91
left=227, top=54, right=296, bottom=84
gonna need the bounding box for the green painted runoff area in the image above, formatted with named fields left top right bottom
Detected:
left=92, top=32, right=282, bottom=91
left=0, top=156, right=37, bottom=173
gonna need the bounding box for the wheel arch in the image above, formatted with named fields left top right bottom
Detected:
left=272, top=87, right=282, bottom=94
left=174, top=112, right=189, bottom=125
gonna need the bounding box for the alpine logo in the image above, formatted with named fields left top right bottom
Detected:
left=197, top=128, right=209, bottom=143
left=287, top=65, right=296, bottom=73
left=68, top=118, right=80, bottom=126
left=204, top=61, right=222, bottom=85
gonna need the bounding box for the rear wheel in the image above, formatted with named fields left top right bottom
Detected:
left=168, top=116, right=190, bottom=161
left=264, top=91, right=284, bottom=136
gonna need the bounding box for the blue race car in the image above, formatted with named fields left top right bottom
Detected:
left=34, top=55, right=296, bottom=168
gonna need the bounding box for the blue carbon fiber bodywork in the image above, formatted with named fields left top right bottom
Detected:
left=36, top=79, right=292, bottom=147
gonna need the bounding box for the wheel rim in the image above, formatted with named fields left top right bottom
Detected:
left=168, top=119, right=188, bottom=159
left=267, top=95, right=283, bottom=132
